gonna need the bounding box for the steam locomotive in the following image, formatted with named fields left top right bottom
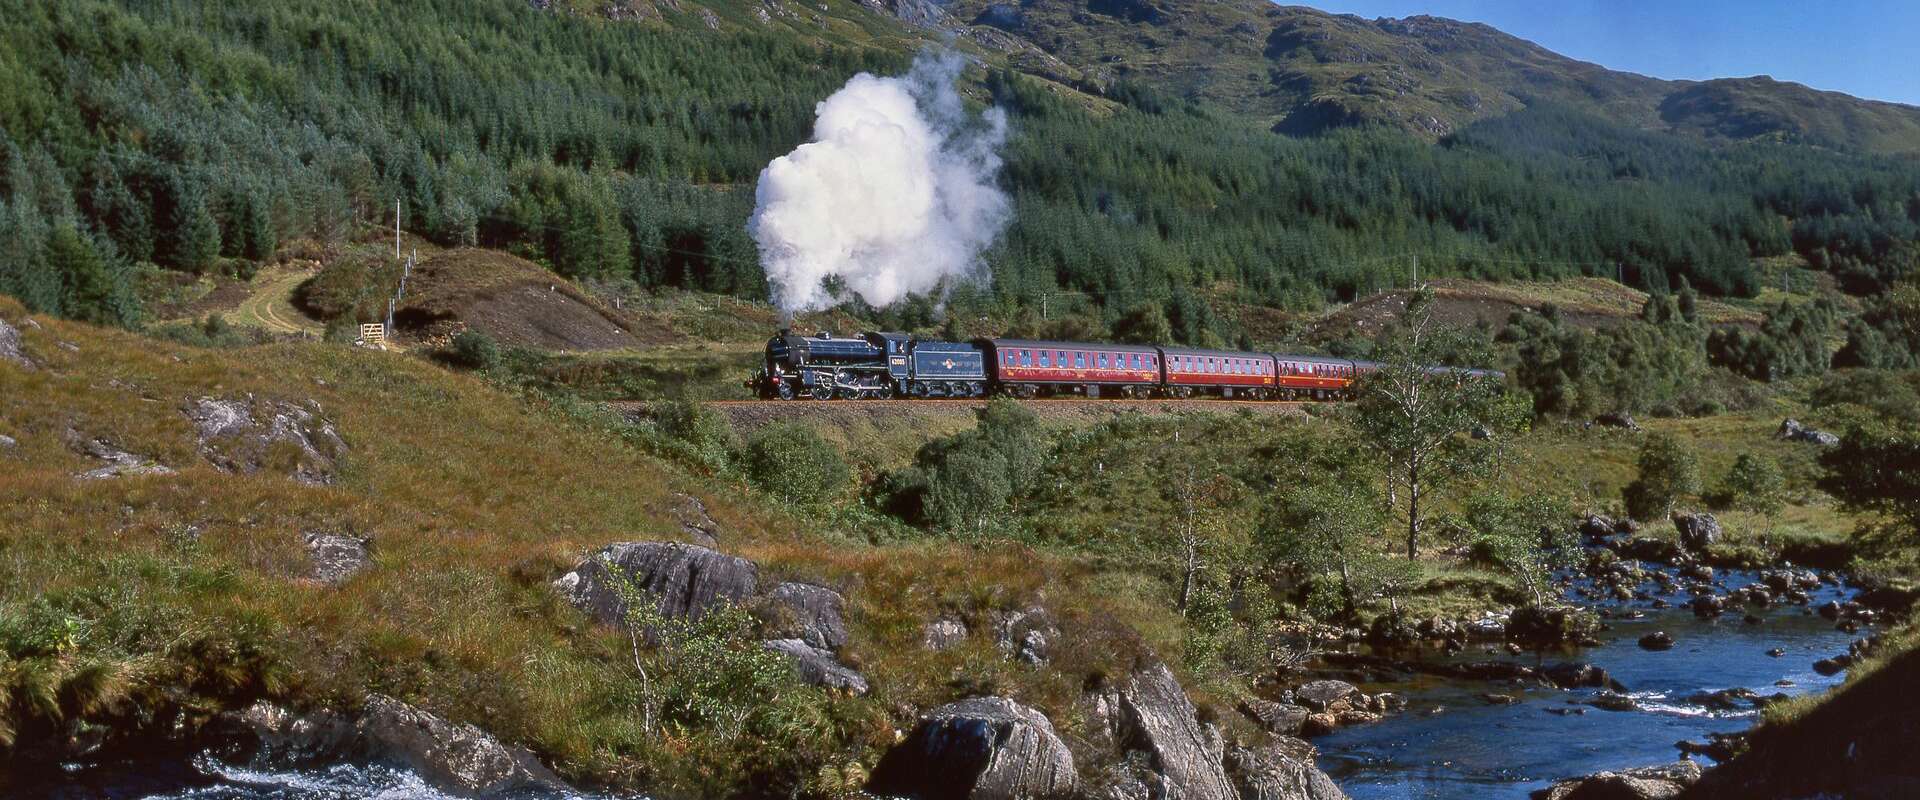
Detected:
left=749, top=330, right=1501, bottom=401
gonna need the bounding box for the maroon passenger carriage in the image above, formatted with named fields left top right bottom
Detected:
left=1159, top=347, right=1278, bottom=399
left=976, top=339, right=1161, bottom=398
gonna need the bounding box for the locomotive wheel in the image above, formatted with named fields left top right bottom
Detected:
left=968, top=382, right=985, bottom=397
left=945, top=381, right=962, bottom=396
left=776, top=382, right=795, bottom=400
left=810, top=384, right=832, bottom=400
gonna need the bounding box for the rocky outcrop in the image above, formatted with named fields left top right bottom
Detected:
left=1671, top=512, right=1721, bottom=552
left=993, top=605, right=1058, bottom=665
left=1776, top=418, right=1839, bottom=447
left=762, top=638, right=869, bottom=695
left=924, top=614, right=970, bottom=651
left=552, top=541, right=760, bottom=628
left=184, top=396, right=348, bottom=485
left=1238, top=698, right=1309, bottom=737
left=1293, top=680, right=1360, bottom=713
left=1225, top=740, right=1349, bottom=800
left=1530, top=760, right=1701, bottom=799
left=73, top=436, right=174, bottom=480
left=0, top=316, right=32, bottom=370
left=218, top=696, right=564, bottom=797
left=1108, top=661, right=1237, bottom=800
left=868, top=696, right=1077, bottom=799
left=667, top=492, right=719, bottom=545
left=305, top=532, right=371, bottom=585
left=1593, top=412, right=1641, bottom=431
left=760, top=581, right=849, bottom=651
left=1543, top=663, right=1626, bottom=692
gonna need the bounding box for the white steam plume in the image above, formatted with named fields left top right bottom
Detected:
left=751, top=51, right=1010, bottom=315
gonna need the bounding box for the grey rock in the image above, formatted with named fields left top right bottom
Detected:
left=0, top=433, right=16, bottom=449
left=668, top=492, right=719, bottom=545
left=219, top=696, right=563, bottom=797
left=1530, top=760, right=1702, bottom=800
left=552, top=541, right=759, bottom=628
left=1671, top=512, right=1721, bottom=552
left=993, top=606, right=1057, bottom=664
left=0, top=317, right=31, bottom=370
left=868, top=696, right=1077, bottom=800
left=763, top=638, right=869, bottom=695
left=1543, top=663, right=1626, bottom=692
left=1594, top=412, right=1641, bottom=431
left=306, top=533, right=371, bottom=585
left=1238, top=698, right=1310, bottom=737
left=74, top=437, right=174, bottom=480
left=760, top=582, right=849, bottom=651
left=1638, top=631, right=1675, bottom=651
left=1110, top=661, right=1237, bottom=800
left=924, top=614, right=970, bottom=651
left=1225, top=740, right=1349, bottom=800
left=184, top=396, right=348, bottom=485
left=1293, top=680, right=1360, bottom=713
left=1777, top=418, right=1840, bottom=447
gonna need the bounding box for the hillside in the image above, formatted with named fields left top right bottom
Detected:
left=935, top=1, right=1920, bottom=152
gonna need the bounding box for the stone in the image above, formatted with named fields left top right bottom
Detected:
left=1691, top=595, right=1726, bottom=619
left=0, top=433, right=16, bottom=449
left=217, top=696, right=563, bottom=796
left=1777, top=418, right=1841, bottom=447
left=1107, top=661, right=1237, bottom=800
left=1812, top=657, right=1845, bottom=676
left=1300, top=713, right=1340, bottom=738
left=1223, top=741, right=1349, bottom=800
left=923, top=615, right=969, bottom=651
left=1481, top=693, right=1521, bottom=705
left=552, top=541, right=759, bottom=628
left=1530, top=760, right=1702, bottom=800
left=1671, top=512, right=1721, bottom=552
left=1578, top=514, right=1618, bottom=541
left=993, top=606, right=1058, bottom=665
left=183, top=396, right=348, bottom=485
left=760, top=581, right=849, bottom=651
left=0, top=316, right=33, bottom=370
left=74, top=437, right=175, bottom=480
left=1238, top=697, right=1310, bottom=737
left=1594, top=412, right=1641, bottom=431
left=1543, top=663, right=1626, bottom=692
left=305, top=533, right=371, bottom=585
left=1765, top=647, right=1786, bottom=657
left=667, top=492, right=719, bottom=545
left=868, top=696, right=1077, bottom=800
left=1584, top=692, right=1638, bottom=712
left=763, top=638, right=869, bottom=695
left=1293, top=680, right=1360, bottom=713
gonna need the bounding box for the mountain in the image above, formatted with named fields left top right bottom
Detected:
left=923, top=0, right=1920, bottom=153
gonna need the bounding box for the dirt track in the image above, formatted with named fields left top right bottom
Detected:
left=612, top=398, right=1309, bottom=431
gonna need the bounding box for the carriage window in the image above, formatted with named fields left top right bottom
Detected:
left=1056, top=351, right=1067, bottom=367
left=1097, top=353, right=1108, bottom=368
left=1207, top=359, right=1217, bottom=373
left=1075, top=352, right=1086, bottom=369
left=1020, top=350, right=1032, bottom=367
left=1040, top=351, right=1051, bottom=367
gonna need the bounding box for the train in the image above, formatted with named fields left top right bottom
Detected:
left=749, top=330, right=1502, bottom=401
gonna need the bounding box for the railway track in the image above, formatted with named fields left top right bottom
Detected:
left=608, top=397, right=1311, bottom=429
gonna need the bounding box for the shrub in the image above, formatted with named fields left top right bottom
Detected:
left=1714, top=453, right=1785, bottom=515
left=651, top=399, right=737, bottom=468
left=1623, top=432, right=1700, bottom=520
left=448, top=329, right=502, bottom=370
left=741, top=423, right=849, bottom=505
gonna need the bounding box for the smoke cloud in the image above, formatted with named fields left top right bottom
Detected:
left=751, top=51, right=1010, bottom=315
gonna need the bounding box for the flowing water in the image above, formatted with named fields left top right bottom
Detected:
left=30, top=567, right=1865, bottom=800
left=1316, top=567, right=1863, bottom=799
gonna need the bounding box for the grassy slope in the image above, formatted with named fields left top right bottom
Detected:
left=0, top=296, right=1185, bottom=791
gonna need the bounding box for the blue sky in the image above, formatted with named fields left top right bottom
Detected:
left=1297, top=1, right=1920, bottom=106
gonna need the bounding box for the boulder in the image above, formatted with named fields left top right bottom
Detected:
left=924, top=615, right=970, bottom=651
left=762, top=638, right=869, bottom=695
left=1578, top=514, right=1619, bottom=542
left=1777, top=418, right=1840, bottom=447
left=1223, top=740, right=1349, bottom=800
left=305, top=532, right=371, bottom=585
left=183, top=396, right=347, bottom=485
left=1638, top=632, right=1674, bottom=651
left=1594, top=412, right=1641, bottom=431
left=1691, top=595, right=1726, bottom=619
left=1543, top=663, right=1626, bottom=692
left=552, top=541, right=759, bottom=628
left=1107, top=662, right=1237, bottom=800
left=0, top=317, right=31, bottom=370
left=1238, top=698, right=1310, bottom=737
left=1530, top=760, right=1702, bottom=800
left=1671, top=512, right=1721, bottom=552
left=1293, top=680, right=1360, bottom=713
left=868, top=696, right=1075, bottom=800
left=1508, top=606, right=1598, bottom=644
left=760, top=582, right=849, bottom=651
left=0, top=433, right=15, bottom=449
left=1584, top=692, right=1638, bottom=712
left=217, top=696, right=564, bottom=797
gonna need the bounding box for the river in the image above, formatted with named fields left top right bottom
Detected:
left=1315, top=566, right=1861, bottom=799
